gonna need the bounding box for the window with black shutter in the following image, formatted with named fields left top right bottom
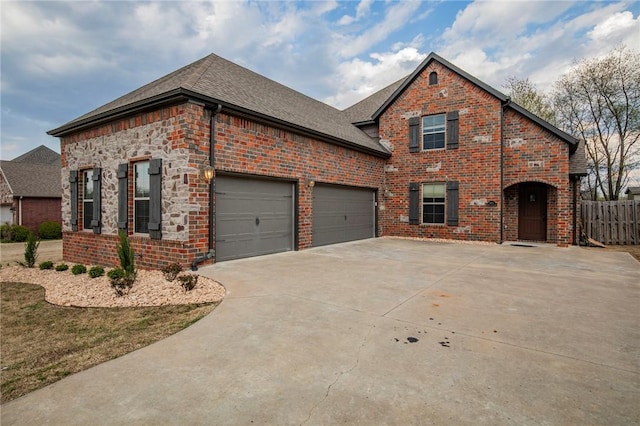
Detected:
left=91, top=167, right=102, bottom=234
left=148, top=158, right=162, bottom=240
left=69, top=170, right=78, bottom=231
left=117, top=163, right=128, bottom=230
left=447, top=111, right=459, bottom=149
left=409, top=117, right=420, bottom=152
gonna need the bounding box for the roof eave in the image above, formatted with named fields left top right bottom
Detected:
left=508, top=103, right=580, bottom=150
left=47, top=89, right=192, bottom=137
left=48, top=89, right=391, bottom=159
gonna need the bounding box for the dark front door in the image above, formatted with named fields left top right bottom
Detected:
left=518, top=183, right=547, bottom=241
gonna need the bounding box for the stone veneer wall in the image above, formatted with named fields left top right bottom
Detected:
left=60, top=102, right=211, bottom=268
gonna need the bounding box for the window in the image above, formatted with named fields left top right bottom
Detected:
left=82, top=170, right=94, bottom=230
left=134, top=161, right=150, bottom=233
left=422, top=114, right=445, bottom=150
left=422, top=183, right=445, bottom=224
left=429, top=71, right=438, bottom=85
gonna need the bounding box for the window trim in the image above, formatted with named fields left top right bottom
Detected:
left=82, top=169, right=94, bottom=232
left=421, top=113, right=446, bottom=151
left=421, top=182, right=446, bottom=225
left=133, top=160, right=150, bottom=235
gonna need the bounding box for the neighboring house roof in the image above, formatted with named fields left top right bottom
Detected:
left=368, top=52, right=580, bottom=152
left=626, top=187, right=640, bottom=195
left=48, top=54, right=390, bottom=158
left=12, top=145, right=60, bottom=165
left=342, top=77, right=407, bottom=124
left=0, top=161, right=62, bottom=198
left=0, top=145, right=62, bottom=198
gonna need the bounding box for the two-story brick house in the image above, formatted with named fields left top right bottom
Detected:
left=48, top=52, right=585, bottom=269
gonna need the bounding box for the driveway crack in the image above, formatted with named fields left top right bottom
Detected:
left=301, top=324, right=375, bottom=425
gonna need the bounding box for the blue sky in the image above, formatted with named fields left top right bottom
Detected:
left=1, top=1, right=639, bottom=160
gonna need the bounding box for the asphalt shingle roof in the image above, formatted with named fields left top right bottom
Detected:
left=1, top=162, right=61, bottom=198
left=1, top=145, right=62, bottom=198
left=49, top=54, right=390, bottom=156
left=342, top=77, right=407, bottom=124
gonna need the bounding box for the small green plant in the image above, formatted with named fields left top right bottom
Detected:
left=161, top=262, right=183, bottom=282
left=117, top=230, right=136, bottom=276
left=107, top=267, right=135, bottom=296
left=38, top=221, right=62, bottom=240
left=39, top=261, right=54, bottom=270
left=88, top=266, right=105, bottom=278
left=177, top=274, right=198, bottom=292
left=55, top=263, right=69, bottom=272
left=71, top=264, right=87, bottom=275
left=18, top=232, right=40, bottom=268
left=0, top=223, right=12, bottom=241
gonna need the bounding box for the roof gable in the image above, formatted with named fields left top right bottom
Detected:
left=371, top=52, right=578, bottom=150
left=48, top=54, right=390, bottom=157
left=11, top=145, right=60, bottom=165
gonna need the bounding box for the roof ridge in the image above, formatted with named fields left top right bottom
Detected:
left=181, top=54, right=218, bottom=90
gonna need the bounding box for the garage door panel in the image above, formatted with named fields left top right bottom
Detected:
left=215, top=176, right=294, bottom=261
left=313, top=185, right=375, bottom=247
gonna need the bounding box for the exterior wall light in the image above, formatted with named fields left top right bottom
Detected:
left=307, top=179, right=315, bottom=188
left=202, top=166, right=214, bottom=183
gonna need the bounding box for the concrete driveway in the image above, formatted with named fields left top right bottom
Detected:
left=2, top=238, right=639, bottom=425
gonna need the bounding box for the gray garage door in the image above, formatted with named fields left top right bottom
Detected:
left=215, top=176, right=294, bottom=261
left=312, top=184, right=375, bottom=247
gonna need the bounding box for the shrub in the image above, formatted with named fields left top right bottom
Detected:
left=71, top=264, right=87, bottom=275
left=55, top=263, right=69, bottom=272
left=88, top=266, right=105, bottom=278
left=38, top=221, right=62, bottom=240
left=116, top=230, right=135, bottom=277
left=161, top=262, right=183, bottom=282
left=177, top=274, right=198, bottom=292
left=39, top=260, right=54, bottom=270
left=13, top=225, right=30, bottom=243
left=0, top=223, right=12, bottom=241
left=19, top=232, right=40, bottom=268
left=107, top=267, right=135, bottom=297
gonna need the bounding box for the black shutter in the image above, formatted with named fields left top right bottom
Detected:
left=447, top=181, right=459, bottom=226
left=447, top=111, right=459, bottom=149
left=409, top=117, right=420, bottom=152
left=117, top=163, right=128, bottom=230
left=91, top=167, right=102, bottom=234
left=69, top=170, right=78, bottom=232
left=148, top=158, right=162, bottom=240
left=409, top=182, right=420, bottom=225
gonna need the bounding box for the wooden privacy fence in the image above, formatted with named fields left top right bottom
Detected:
left=581, top=200, right=640, bottom=245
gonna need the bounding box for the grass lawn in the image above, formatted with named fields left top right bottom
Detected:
left=0, top=282, right=217, bottom=404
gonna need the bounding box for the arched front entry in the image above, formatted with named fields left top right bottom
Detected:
left=518, top=183, right=547, bottom=241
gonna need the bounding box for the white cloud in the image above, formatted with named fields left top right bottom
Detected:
left=337, top=0, right=373, bottom=25
left=324, top=46, right=426, bottom=109
left=438, top=1, right=640, bottom=94
left=336, top=0, right=422, bottom=58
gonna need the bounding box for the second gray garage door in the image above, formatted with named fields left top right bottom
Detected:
left=312, top=184, right=375, bottom=247
left=215, top=176, right=294, bottom=261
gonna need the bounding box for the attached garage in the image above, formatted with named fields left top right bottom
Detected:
left=215, top=175, right=295, bottom=261
left=312, top=184, right=376, bottom=247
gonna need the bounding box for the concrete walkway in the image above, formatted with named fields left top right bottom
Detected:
left=2, top=238, right=639, bottom=425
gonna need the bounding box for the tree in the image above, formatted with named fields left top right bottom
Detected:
left=503, top=76, right=556, bottom=124
left=552, top=46, right=640, bottom=200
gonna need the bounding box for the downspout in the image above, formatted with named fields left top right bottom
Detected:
left=19, top=196, right=23, bottom=225
left=572, top=177, right=578, bottom=245
left=192, top=104, right=222, bottom=271
left=499, top=97, right=511, bottom=244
